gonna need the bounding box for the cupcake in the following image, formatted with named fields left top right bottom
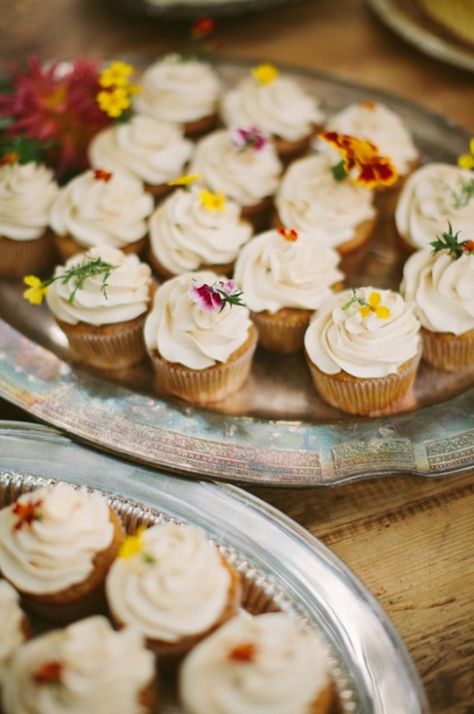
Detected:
left=304, top=287, right=421, bottom=415
left=89, top=114, right=193, bottom=201
left=148, top=183, right=253, bottom=279
left=44, top=247, right=153, bottom=369
left=106, top=522, right=241, bottom=656
left=395, top=163, right=474, bottom=252
left=134, top=54, right=220, bottom=138
left=0, top=482, right=124, bottom=621
left=180, top=612, right=333, bottom=714
left=0, top=160, right=58, bottom=279
left=234, top=227, right=344, bottom=353
left=2, top=616, right=156, bottom=714
left=221, top=63, right=324, bottom=161
left=50, top=168, right=153, bottom=261
left=190, top=128, right=282, bottom=230
left=401, top=226, right=474, bottom=371
left=144, top=271, right=257, bottom=404
left=0, top=580, right=29, bottom=697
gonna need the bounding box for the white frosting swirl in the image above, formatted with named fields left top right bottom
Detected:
left=46, top=247, right=152, bottom=326
left=276, top=154, right=375, bottom=249
left=0, top=579, right=26, bottom=683
left=221, top=75, right=324, bottom=142
left=234, top=229, right=343, bottom=312
left=135, top=54, right=220, bottom=124
left=324, top=101, right=418, bottom=174
left=149, top=185, right=252, bottom=274
left=89, top=114, right=193, bottom=186
left=106, top=523, right=231, bottom=642
left=190, top=130, right=282, bottom=207
left=0, top=483, right=114, bottom=594
left=2, top=616, right=154, bottom=714
left=395, top=163, right=474, bottom=249
left=180, top=613, right=330, bottom=714
left=304, top=287, right=421, bottom=378
left=0, top=162, right=58, bottom=241
left=401, top=249, right=474, bottom=335
left=50, top=169, right=153, bottom=249
left=144, top=270, right=252, bottom=369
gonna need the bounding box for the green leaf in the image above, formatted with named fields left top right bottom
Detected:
left=331, top=159, right=348, bottom=182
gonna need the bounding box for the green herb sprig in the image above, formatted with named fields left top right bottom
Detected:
left=430, top=222, right=474, bottom=260
left=45, top=256, right=117, bottom=304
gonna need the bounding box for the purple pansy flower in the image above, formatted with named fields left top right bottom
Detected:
left=231, top=126, right=268, bottom=153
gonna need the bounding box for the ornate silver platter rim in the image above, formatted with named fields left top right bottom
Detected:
left=113, top=0, right=295, bottom=19
left=0, top=420, right=429, bottom=713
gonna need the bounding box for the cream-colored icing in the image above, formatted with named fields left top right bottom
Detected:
left=2, top=616, right=154, bottom=714
left=106, top=523, right=231, bottom=642
left=190, top=130, right=282, bottom=207
left=180, top=612, right=330, bottom=714
left=149, top=185, right=252, bottom=275
left=304, top=287, right=421, bottom=378
left=395, top=163, right=474, bottom=249
left=0, top=162, right=58, bottom=241
left=144, top=270, right=252, bottom=369
left=50, top=169, right=153, bottom=249
left=0, top=483, right=114, bottom=595
left=0, top=579, right=25, bottom=683
left=276, top=154, right=375, bottom=250
left=46, top=246, right=152, bottom=326
left=401, top=248, right=474, bottom=335
left=234, top=229, right=343, bottom=312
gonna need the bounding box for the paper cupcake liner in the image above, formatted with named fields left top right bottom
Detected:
left=422, top=328, right=474, bottom=372
left=147, top=248, right=234, bottom=282
left=252, top=308, right=313, bottom=354
left=53, top=234, right=148, bottom=262
left=148, top=327, right=257, bottom=405
left=0, top=232, right=56, bottom=280
left=57, top=314, right=147, bottom=369
left=306, top=351, right=421, bottom=416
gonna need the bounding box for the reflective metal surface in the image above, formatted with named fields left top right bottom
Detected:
left=113, top=0, right=294, bottom=20
left=0, top=421, right=429, bottom=714
left=0, top=60, right=473, bottom=485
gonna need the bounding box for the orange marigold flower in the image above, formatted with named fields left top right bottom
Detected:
left=191, top=17, right=215, bottom=37
left=278, top=227, right=299, bottom=242
left=320, top=131, right=398, bottom=189
left=228, top=642, right=257, bottom=663
left=12, top=499, right=43, bottom=530
left=33, top=661, right=63, bottom=686
left=93, top=168, right=113, bottom=182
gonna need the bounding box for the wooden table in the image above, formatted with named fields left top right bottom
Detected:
left=1, top=1, right=473, bottom=711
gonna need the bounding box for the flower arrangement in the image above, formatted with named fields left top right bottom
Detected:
left=319, top=131, right=398, bottom=189
left=96, top=61, right=139, bottom=120
left=190, top=280, right=245, bottom=313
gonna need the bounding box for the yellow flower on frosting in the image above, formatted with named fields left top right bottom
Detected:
left=99, top=61, right=134, bottom=88
left=23, top=276, right=47, bottom=305
left=168, top=173, right=202, bottom=187
left=200, top=189, right=226, bottom=211
left=251, top=63, right=279, bottom=85
left=458, top=138, right=474, bottom=170
left=118, top=525, right=148, bottom=560
left=97, top=87, right=131, bottom=118
left=359, top=291, right=391, bottom=320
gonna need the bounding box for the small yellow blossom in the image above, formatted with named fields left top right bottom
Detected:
left=359, top=291, right=391, bottom=320
left=251, top=63, right=279, bottom=85
left=168, top=173, right=202, bottom=187
left=118, top=525, right=148, bottom=560
left=99, top=61, right=134, bottom=88
left=458, top=138, right=474, bottom=171
left=97, top=88, right=131, bottom=118
left=23, top=276, right=47, bottom=305
left=200, top=190, right=226, bottom=211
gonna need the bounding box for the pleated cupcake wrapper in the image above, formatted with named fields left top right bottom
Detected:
left=0, top=233, right=56, bottom=280
left=422, top=328, right=474, bottom=372
left=58, top=316, right=147, bottom=370
left=23, top=588, right=108, bottom=626
left=306, top=351, right=421, bottom=416
left=54, top=234, right=148, bottom=262
left=252, top=310, right=311, bottom=354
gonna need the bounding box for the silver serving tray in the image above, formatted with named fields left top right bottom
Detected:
left=0, top=59, right=473, bottom=486
left=112, top=0, right=295, bottom=20
left=0, top=420, right=428, bottom=713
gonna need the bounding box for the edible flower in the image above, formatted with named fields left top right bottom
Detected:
left=190, top=280, right=245, bottom=313
left=32, top=661, right=63, bottom=686
left=430, top=222, right=474, bottom=259
left=228, top=642, right=257, bottom=663
left=178, top=16, right=218, bottom=61
left=97, top=87, right=131, bottom=119
left=99, top=61, right=134, bottom=88
left=342, top=289, right=391, bottom=320
left=93, top=168, right=113, bottom=182
left=23, top=276, right=47, bottom=305
left=168, top=173, right=201, bottom=188
left=118, top=525, right=154, bottom=563
left=0, top=152, right=19, bottom=166
left=251, top=63, right=279, bottom=85
left=200, top=189, right=226, bottom=211
left=457, top=138, right=474, bottom=171
left=96, top=61, right=139, bottom=120
left=320, top=131, right=398, bottom=189
left=12, top=498, right=43, bottom=531
left=278, top=226, right=299, bottom=242
left=231, top=126, right=268, bottom=153
left=191, top=16, right=215, bottom=37
left=360, top=100, right=376, bottom=110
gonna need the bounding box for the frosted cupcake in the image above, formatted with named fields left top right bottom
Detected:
left=234, top=227, right=344, bottom=353
left=42, top=247, right=153, bottom=369
left=135, top=54, right=220, bottom=137
left=180, top=613, right=333, bottom=714
left=0, top=160, right=58, bottom=279
left=89, top=114, right=193, bottom=200
left=0, top=580, right=29, bottom=697
left=190, top=128, right=282, bottom=229
left=401, top=225, right=474, bottom=371
left=2, top=616, right=155, bottom=714
left=221, top=63, right=324, bottom=161
left=304, top=287, right=421, bottom=414
left=395, top=163, right=474, bottom=252
left=50, top=168, right=153, bottom=260
left=106, top=522, right=241, bottom=656
left=144, top=271, right=257, bottom=404
left=148, top=183, right=253, bottom=279
left=0, top=483, right=124, bottom=621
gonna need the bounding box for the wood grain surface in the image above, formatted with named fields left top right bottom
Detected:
left=1, top=0, right=473, bottom=711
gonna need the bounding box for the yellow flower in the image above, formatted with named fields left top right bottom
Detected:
left=457, top=138, right=474, bottom=170
left=200, top=190, right=226, bottom=211
left=359, top=291, right=391, bottom=320
left=99, top=61, right=134, bottom=88
left=168, top=173, right=202, bottom=187
left=97, top=88, right=131, bottom=118
left=118, top=525, right=147, bottom=560
left=251, top=63, right=279, bottom=85
left=23, top=276, right=47, bottom=305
